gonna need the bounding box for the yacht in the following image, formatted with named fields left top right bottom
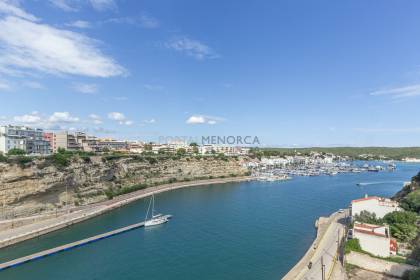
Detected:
left=144, top=194, right=171, bottom=227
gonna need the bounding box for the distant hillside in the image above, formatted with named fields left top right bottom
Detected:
left=251, top=147, right=420, bottom=160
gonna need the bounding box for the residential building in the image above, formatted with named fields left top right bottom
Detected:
left=0, top=125, right=50, bottom=155
left=353, top=222, right=397, bottom=257
left=351, top=195, right=401, bottom=218
left=127, top=141, right=145, bottom=154
left=96, top=138, right=128, bottom=151
left=52, top=131, right=82, bottom=152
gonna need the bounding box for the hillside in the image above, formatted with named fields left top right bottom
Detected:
left=251, top=147, right=420, bottom=160
left=0, top=154, right=250, bottom=218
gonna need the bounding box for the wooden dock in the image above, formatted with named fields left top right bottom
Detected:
left=0, top=221, right=145, bottom=271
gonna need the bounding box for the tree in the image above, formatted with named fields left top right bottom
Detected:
left=353, top=210, right=382, bottom=225
left=402, top=190, right=420, bottom=213
left=383, top=211, right=417, bottom=225
left=176, top=148, right=186, bottom=155
left=7, top=148, right=26, bottom=156
left=383, top=211, right=418, bottom=242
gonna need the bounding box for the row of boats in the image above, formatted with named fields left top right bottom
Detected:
left=252, top=162, right=397, bottom=181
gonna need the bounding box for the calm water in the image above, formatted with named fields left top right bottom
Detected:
left=0, top=162, right=419, bottom=280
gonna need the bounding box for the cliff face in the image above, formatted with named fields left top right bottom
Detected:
left=0, top=155, right=250, bottom=217
left=393, top=172, right=420, bottom=201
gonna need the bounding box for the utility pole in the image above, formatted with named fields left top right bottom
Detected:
left=321, top=256, right=325, bottom=280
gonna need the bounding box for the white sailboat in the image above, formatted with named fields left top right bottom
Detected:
left=144, top=194, right=172, bottom=227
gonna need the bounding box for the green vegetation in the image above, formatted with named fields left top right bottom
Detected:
left=403, top=268, right=420, bottom=280
left=104, top=173, right=247, bottom=200
left=401, top=190, right=420, bottom=213
left=345, top=239, right=362, bottom=254
left=353, top=210, right=418, bottom=243
left=250, top=147, right=420, bottom=160
left=353, top=210, right=382, bottom=225
left=344, top=239, right=407, bottom=263
left=383, top=211, right=418, bottom=242
left=7, top=148, right=26, bottom=156
left=0, top=152, right=7, bottom=162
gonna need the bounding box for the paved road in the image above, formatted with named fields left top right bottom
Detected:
left=299, top=211, right=347, bottom=280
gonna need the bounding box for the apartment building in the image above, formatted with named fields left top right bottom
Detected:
left=353, top=222, right=397, bottom=257
left=351, top=195, right=401, bottom=219
left=0, top=125, right=50, bottom=155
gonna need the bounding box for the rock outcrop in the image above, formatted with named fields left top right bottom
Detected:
left=0, top=155, right=250, bottom=217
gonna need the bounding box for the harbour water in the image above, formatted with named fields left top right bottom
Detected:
left=0, top=162, right=418, bottom=280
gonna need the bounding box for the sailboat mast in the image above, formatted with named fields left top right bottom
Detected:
left=152, top=194, right=155, bottom=217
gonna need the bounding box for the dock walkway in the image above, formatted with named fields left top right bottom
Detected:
left=0, top=221, right=146, bottom=271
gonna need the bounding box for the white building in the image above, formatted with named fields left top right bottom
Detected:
left=353, top=222, right=397, bottom=257
left=0, top=125, right=50, bottom=155
left=351, top=195, right=401, bottom=218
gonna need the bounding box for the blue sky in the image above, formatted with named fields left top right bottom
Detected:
left=1, top=0, right=420, bottom=146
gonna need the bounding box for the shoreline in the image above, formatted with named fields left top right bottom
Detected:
left=281, top=211, right=341, bottom=280
left=0, top=176, right=252, bottom=249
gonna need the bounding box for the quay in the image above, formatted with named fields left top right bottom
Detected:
left=0, top=221, right=146, bottom=271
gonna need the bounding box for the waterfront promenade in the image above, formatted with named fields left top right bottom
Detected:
left=0, top=177, right=251, bottom=249
left=282, top=210, right=348, bottom=280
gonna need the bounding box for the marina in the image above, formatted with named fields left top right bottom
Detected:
left=0, top=162, right=418, bottom=280
left=249, top=157, right=397, bottom=180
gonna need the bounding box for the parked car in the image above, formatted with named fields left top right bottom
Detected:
left=347, top=229, right=353, bottom=240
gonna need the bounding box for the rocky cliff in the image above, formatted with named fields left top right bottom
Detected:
left=393, top=171, right=420, bottom=213
left=0, top=155, right=250, bottom=217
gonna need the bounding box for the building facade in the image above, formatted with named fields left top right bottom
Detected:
left=351, top=195, right=401, bottom=218
left=0, top=125, right=50, bottom=155
left=353, top=222, right=397, bottom=257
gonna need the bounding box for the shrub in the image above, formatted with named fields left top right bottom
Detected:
left=51, top=153, right=71, bottom=168
left=383, top=211, right=418, bottom=242
left=0, top=153, right=7, bottom=162
left=7, top=148, right=26, bottom=156
left=344, top=239, right=362, bottom=254
left=353, top=210, right=382, bottom=225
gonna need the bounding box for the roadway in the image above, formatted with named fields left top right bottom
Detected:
left=300, top=210, right=347, bottom=280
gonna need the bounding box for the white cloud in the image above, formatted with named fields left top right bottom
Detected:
left=13, top=112, right=41, bottom=123
left=142, top=118, right=155, bottom=124
left=139, top=14, right=159, bottom=29
left=0, top=80, right=11, bottom=91
left=186, top=115, right=224, bottom=125
left=49, top=0, right=78, bottom=12
left=0, top=0, right=39, bottom=21
left=107, top=111, right=133, bottom=125
left=12, top=111, right=79, bottom=127
left=166, top=36, right=219, bottom=60
left=108, top=111, right=125, bottom=121
left=88, top=113, right=102, bottom=124
left=49, top=112, right=79, bottom=123
left=0, top=2, right=126, bottom=78
left=73, top=83, right=97, bottom=94
left=369, top=84, right=420, bottom=99
left=89, top=0, right=115, bottom=11
left=66, top=20, right=91, bottom=29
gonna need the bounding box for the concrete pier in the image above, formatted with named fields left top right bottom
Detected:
left=0, top=221, right=145, bottom=271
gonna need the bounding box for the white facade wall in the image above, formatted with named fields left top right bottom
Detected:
left=354, top=230, right=390, bottom=257
left=352, top=198, right=400, bottom=218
